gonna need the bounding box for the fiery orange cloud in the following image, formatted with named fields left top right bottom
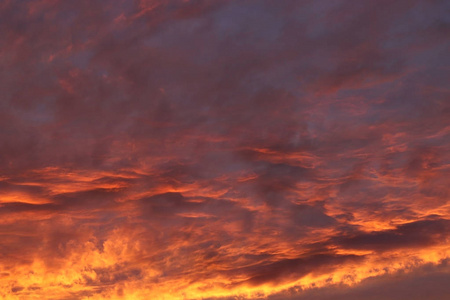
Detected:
left=0, top=0, right=449, bottom=299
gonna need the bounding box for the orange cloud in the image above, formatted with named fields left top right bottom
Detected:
left=0, top=0, right=449, bottom=299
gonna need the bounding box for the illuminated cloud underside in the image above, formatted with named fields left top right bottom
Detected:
left=0, top=0, right=449, bottom=299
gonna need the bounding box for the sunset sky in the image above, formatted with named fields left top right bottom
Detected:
left=1, top=0, right=449, bottom=299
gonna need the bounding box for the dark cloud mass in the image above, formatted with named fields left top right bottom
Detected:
left=0, top=0, right=449, bottom=299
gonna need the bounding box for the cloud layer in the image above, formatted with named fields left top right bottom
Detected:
left=1, top=0, right=449, bottom=299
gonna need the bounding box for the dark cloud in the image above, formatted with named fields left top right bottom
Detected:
left=52, top=188, right=122, bottom=211
left=139, top=192, right=196, bottom=216
left=334, top=218, right=450, bottom=252
left=243, top=254, right=363, bottom=287
left=290, top=204, right=336, bottom=228
left=267, top=260, right=450, bottom=300
left=0, top=202, right=60, bottom=214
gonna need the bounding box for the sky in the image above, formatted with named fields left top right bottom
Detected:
left=0, top=0, right=449, bottom=299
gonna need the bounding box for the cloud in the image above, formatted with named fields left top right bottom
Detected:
left=334, top=218, right=450, bottom=252
left=0, top=0, right=449, bottom=299
left=267, top=260, right=450, bottom=300
left=242, top=254, right=363, bottom=287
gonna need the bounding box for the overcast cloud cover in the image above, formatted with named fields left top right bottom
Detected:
left=0, top=0, right=449, bottom=299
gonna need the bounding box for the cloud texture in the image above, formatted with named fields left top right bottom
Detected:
left=0, top=0, right=449, bottom=299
